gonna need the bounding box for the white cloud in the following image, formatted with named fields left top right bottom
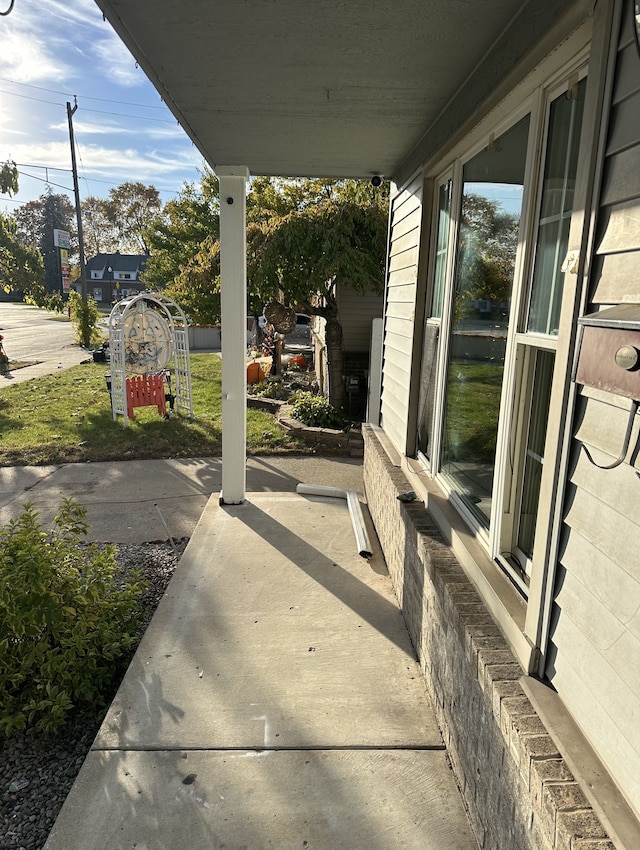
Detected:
left=92, top=33, right=146, bottom=89
left=9, top=141, right=75, bottom=171
left=8, top=138, right=199, bottom=182
left=0, top=0, right=139, bottom=89
left=49, top=119, right=135, bottom=136
left=0, top=0, right=203, bottom=212
left=49, top=0, right=107, bottom=30
left=0, top=31, right=70, bottom=84
left=48, top=118, right=189, bottom=144
left=76, top=143, right=200, bottom=179
left=143, top=125, right=190, bottom=141
left=1, top=126, right=29, bottom=139
left=0, top=0, right=106, bottom=85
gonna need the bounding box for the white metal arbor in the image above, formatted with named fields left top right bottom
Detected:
left=108, top=292, right=193, bottom=427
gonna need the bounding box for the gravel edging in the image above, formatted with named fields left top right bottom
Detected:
left=0, top=539, right=188, bottom=850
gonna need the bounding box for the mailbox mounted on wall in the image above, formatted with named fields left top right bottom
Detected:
left=574, top=304, right=640, bottom=470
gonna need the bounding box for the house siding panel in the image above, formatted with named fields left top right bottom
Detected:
left=591, top=250, right=640, bottom=302
left=389, top=205, right=422, bottom=241
left=334, top=286, right=383, bottom=353
left=560, top=521, right=640, bottom=627
left=381, top=176, right=423, bottom=453
left=606, top=88, right=640, bottom=154
left=611, top=40, right=640, bottom=102
left=547, top=613, right=640, bottom=815
left=574, top=394, right=640, bottom=468
left=547, top=0, right=640, bottom=819
left=563, top=485, right=640, bottom=588
left=596, top=198, right=640, bottom=253
left=599, top=144, right=640, bottom=205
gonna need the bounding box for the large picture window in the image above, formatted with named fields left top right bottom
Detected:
left=441, top=116, right=529, bottom=527
left=418, top=68, right=587, bottom=594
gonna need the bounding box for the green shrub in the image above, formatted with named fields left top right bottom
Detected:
left=289, top=391, right=345, bottom=429
left=251, top=378, right=283, bottom=399
left=68, top=290, right=103, bottom=347
left=0, top=499, right=145, bottom=734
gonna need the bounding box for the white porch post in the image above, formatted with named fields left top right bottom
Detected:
left=217, top=166, right=249, bottom=504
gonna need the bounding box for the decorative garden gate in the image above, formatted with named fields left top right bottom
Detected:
left=108, top=292, right=193, bottom=427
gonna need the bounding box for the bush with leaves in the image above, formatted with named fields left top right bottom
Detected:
left=250, top=378, right=284, bottom=399
left=289, top=391, right=345, bottom=429
left=0, top=499, right=145, bottom=734
left=68, top=289, right=103, bottom=347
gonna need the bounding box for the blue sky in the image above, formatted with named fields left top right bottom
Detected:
left=0, top=0, right=204, bottom=216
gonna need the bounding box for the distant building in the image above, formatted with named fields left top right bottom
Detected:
left=81, top=253, right=147, bottom=303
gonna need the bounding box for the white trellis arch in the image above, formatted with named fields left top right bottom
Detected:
left=108, top=292, right=193, bottom=427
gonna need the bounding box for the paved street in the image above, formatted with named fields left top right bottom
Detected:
left=0, top=301, right=89, bottom=385
left=0, top=301, right=76, bottom=362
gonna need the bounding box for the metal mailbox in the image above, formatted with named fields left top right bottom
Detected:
left=575, top=304, right=640, bottom=470
left=575, top=304, right=640, bottom=398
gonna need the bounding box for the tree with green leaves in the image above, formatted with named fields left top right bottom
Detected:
left=0, top=165, right=45, bottom=301
left=455, top=192, right=520, bottom=321
left=0, top=213, right=45, bottom=300
left=0, top=160, right=19, bottom=197
left=82, top=195, right=120, bottom=257
left=106, top=181, right=161, bottom=255
left=143, top=169, right=220, bottom=292
left=164, top=234, right=221, bottom=324
left=13, top=190, right=76, bottom=295
left=142, top=173, right=388, bottom=409
left=250, top=178, right=388, bottom=409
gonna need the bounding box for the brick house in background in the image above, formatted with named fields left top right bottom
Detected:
left=82, top=253, right=147, bottom=304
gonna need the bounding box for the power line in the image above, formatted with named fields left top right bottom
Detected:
left=81, top=106, right=177, bottom=125
left=0, top=88, right=177, bottom=124
left=16, top=169, right=72, bottom=193
left=13, top=162, right=72, bottom=173
left=0, top=75, right=167, bottom=110
left=0, top=88, right=64, bottom=107
left=14, top=165, right=187, bottom=196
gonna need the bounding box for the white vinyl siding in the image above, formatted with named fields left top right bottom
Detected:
left=336, top=286, right=383, bottom=352
left=546, top=0, right=640, bottom=817
left=380, top=176, right=423, bottom=453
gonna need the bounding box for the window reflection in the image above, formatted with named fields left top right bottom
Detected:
left=441, top=115, right=530, bottom=526
left=417, top=180, right=451, bottom=461
left=527, top=78, right=586, bottom=335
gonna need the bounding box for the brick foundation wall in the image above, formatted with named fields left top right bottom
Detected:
left=363, top=425, right=615, bottom=850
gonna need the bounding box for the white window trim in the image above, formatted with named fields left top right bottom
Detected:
left=407, top=17, right=599, bottom=671
left=494, top=68, right=589, bottom=592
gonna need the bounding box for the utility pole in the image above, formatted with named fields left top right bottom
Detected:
left=67, top=99, right=90, bottom=345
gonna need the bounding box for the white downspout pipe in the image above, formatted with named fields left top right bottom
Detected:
left=296, top=484, right=372, bottom=558
left=217, top=166, right=249, bottom=505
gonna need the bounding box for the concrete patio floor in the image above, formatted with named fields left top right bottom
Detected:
left=43, top=491, right=478, bottom=850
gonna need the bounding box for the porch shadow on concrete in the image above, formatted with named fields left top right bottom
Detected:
left=44, top=492, right=478, bottom=850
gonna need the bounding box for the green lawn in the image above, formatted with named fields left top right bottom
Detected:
left=443, top=361, right=504, bottom=463
left=0, top=354, right=306, bottom=466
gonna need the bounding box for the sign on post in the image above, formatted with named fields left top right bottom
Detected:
left=54, top=229, right=71, bottom=249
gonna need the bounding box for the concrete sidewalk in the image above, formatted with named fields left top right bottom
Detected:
left=42, top=490, right=478, bottom=850
left=0, top=456, right=366, bottom=543
left=0, top=343, right=89, bottom=385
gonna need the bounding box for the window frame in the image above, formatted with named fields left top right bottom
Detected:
left=416, top=168, right=457, bottom=473
left=496, top=70, right=589, bottom=592
left=408, top=29, right=595, bottom=670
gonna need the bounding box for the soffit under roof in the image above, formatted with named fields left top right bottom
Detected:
left=94, top=0, right=541, bottom=180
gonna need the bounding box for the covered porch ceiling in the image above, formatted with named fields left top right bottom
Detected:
left=93, top=0, right=545, bottom=182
